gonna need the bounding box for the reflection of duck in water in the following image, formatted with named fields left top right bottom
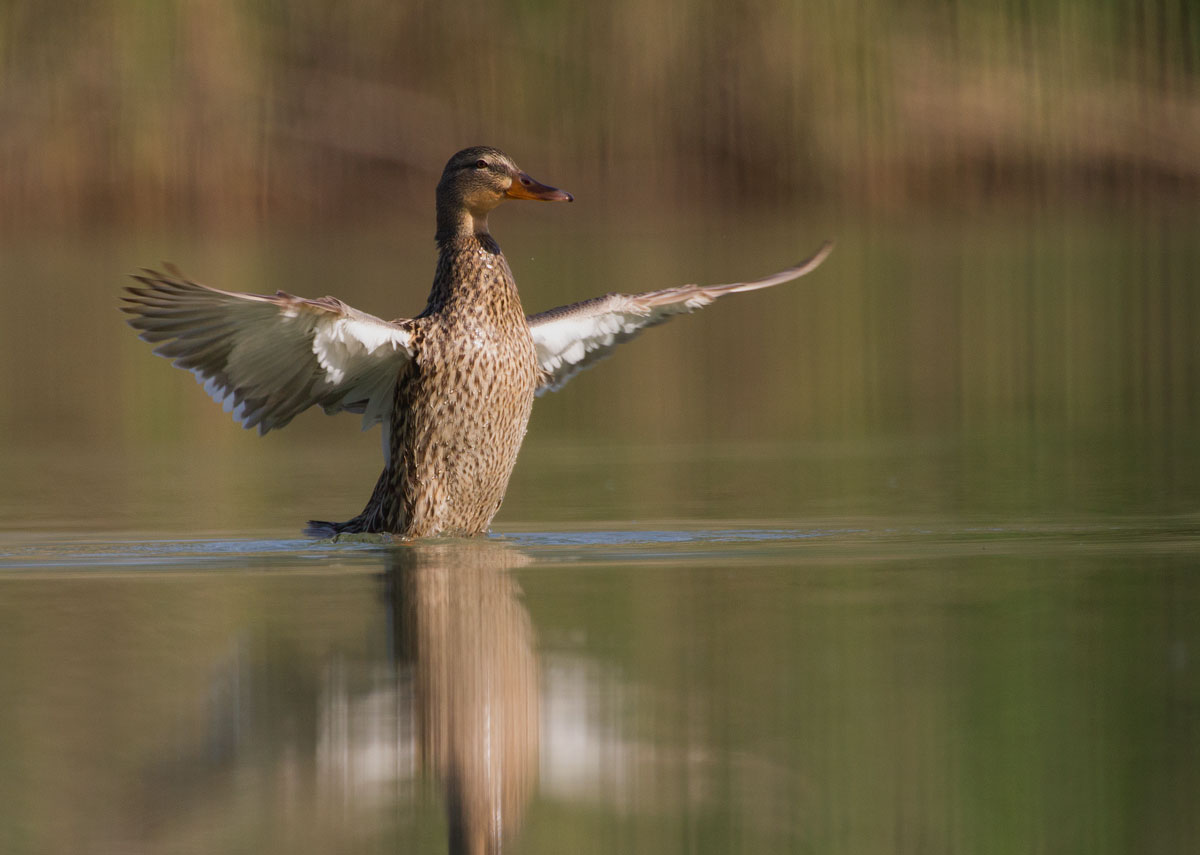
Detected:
left=124, top=146, right=833, bottom=538
left=123, top=541, right=539, bottom=854
left=388, top=542, right=538, bottom=855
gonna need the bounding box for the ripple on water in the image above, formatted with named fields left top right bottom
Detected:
left=1, top=518, right=1196, bottom=572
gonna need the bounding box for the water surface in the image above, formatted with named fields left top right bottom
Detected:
left=1, top=211, right=1198, bottom=853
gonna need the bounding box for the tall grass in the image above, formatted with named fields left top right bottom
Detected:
left=0, top=0, right=1196, bottom=225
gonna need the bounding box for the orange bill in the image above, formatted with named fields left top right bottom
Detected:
left=506, top=171, right=574, bottom=202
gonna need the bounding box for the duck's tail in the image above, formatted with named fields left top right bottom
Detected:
left=304, top=517, right=359, bottom=538
left=304, top=465, right=402, bottom=539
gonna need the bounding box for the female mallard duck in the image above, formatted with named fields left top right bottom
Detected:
left=123, top=146, right=833, bottom=538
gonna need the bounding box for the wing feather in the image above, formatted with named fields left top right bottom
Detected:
left=526, top=241, right=833, bottom=394
left=123, top=268, right=415, bottom=435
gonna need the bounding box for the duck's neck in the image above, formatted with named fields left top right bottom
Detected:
left=425, top=230, right=517, bottom=317
left=435, top=202, right=490, bottom=245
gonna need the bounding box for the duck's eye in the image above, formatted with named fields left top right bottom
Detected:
left=474, top=159, right=489, bottom=169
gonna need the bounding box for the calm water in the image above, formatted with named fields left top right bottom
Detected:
left=2, top=208, right=1199, bottom=853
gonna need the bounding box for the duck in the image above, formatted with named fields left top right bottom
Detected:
left=123, top=146, right=833, bottom=539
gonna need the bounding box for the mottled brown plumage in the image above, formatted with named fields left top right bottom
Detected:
left=319, top=231, right=541, bottom=537
left=311, top=147, right=566, bottom=537
left=122, top=146, right=833, bottom=539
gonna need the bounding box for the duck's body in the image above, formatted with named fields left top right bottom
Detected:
left=123, top=146, right=833, bottom=539
left=314, top=233, right=539, bottom=537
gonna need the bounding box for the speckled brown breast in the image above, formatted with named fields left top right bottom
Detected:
left=347, top=234, right=539, bottom=537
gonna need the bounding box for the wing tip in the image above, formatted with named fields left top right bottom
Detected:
left=781, top=239, right=835, bottom=279
left=808, top=239, right=835, bottom=267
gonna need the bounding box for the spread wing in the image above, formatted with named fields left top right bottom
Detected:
left=526, top=241, right=833, bottom=394
left=122, top=265, right=415, bottom=435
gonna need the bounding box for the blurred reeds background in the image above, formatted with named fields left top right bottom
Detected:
left=1, top=0, right=1197, bottom=228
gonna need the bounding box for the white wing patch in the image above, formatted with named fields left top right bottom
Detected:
left=533, top=308, right=647, bottom=369
left=529, top=299, right=663, bottom=393
left=312, top=316, right=411, bottom=385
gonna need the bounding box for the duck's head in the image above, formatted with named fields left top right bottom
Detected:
left=436, top=146, right=572, bottom=241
